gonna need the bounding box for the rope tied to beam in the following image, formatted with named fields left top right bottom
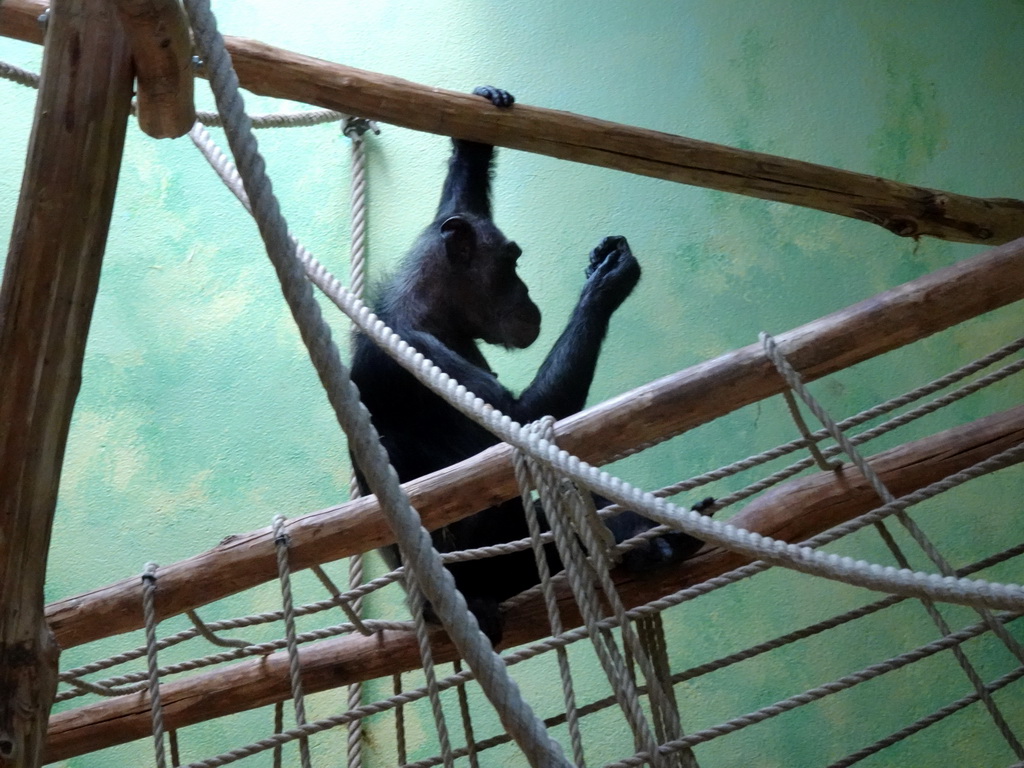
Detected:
left=514, top=417, right=695, bottom=768
left=142, top=562, right=169, bottom=768
left=272, top=515, right=314, bottom=768
left=341, top=113, right=377, bottom=768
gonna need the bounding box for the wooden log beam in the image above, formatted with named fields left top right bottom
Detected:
left=2, top=0, right=1023, bottom=243
left=44, top=235, right=1024, bottom=651
left=43, top=406, right=1024, bottom=762
left=223, top=43, right=1024, bottom=245
left=0, top=0, right=45, bottom=44
left=0, top=0, right=134, bottom=765
left=111, top=0, right=195, bottom=138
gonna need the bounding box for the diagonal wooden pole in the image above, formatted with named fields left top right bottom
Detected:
left=0, top=0, right=133, bottom=766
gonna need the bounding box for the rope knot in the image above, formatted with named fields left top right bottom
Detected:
left=342, top=116, right=381, bottom=139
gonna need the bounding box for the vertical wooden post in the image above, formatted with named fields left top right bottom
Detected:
left=0, top=0, right=133, bottom=765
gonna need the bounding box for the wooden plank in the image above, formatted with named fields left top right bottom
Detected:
left=112, top=0, right=195, bottom=138
left=43, top=234, right=1024, bottom=652
left=43, top=405, right=1024, bottom=761
left=2, top=0, right=1023, bottom=243
left=0, top=0, right=134, bottom=765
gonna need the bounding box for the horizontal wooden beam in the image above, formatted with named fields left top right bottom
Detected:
left=2, top=0, right=1023, bottom=243
left=44, top=235, right=1024, bottom=651
left=44, top=405, right=1024, bottom=762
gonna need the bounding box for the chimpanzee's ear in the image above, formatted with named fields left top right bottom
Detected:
left=440, top=216, right=475, bottom=263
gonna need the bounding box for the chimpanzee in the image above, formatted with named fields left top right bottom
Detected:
left=350, top=86, right=711, bottom=644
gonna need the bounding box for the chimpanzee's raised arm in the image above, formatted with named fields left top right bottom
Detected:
left=435, top=86, right=515, bottom=221
left=513, top=236, right=641, bottom=422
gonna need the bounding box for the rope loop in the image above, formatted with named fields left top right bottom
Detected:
left=342, top=116, right=381, bottom=139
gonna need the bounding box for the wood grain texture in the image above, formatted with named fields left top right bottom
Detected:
left=112, top=0, right=195, bottom=138
left=43, top=406, right=1024, bottom=762
left=43, top=234, right=1024, bottom=652
left=0, top=0, right=133, bottom=765
left=2, top=0, right=1023, bottom=242
left=232, top=38, right=1024, bottom=244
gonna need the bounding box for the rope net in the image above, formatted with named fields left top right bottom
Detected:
left=49, top=322, right=1024, bottom=766
left=5, top=14, right=1023, bottom=768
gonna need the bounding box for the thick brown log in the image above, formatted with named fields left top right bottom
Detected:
left=222, top=40, right=1024, bottom=244
left=44, top=234, right=1024, bottom=652
left=112, top=0, right=195, bottom=138
left=0, top=0, right=133, bottom=766
left=43, top=406, right=1024, bottom=762
left=2, top=0, right=1023, bottom=243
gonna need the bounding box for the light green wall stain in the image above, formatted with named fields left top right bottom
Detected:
left=1, top=1, right=1023, bottom=766
left=867, top=34, right=946, bottom=184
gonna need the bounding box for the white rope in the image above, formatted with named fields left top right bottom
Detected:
left=342, top=115, right=374, bottom=768
left=272, top=516, right=313, bottom=768
left=452, top=659, right=481, bottom=768
left=191, top=91, right=1024, bottom=615
left=197, top=108, right=346, bottom=129
left=0, top=59, right=39, bottom=88
left=407, top=582, right=456, bottom=768
left=142, top=563, right=169, bottom=768
left=513, top=447, right=588, bottom=767
left=523, top=419, right=665, bottom=764
left=181, top=2, right=569, bottom=764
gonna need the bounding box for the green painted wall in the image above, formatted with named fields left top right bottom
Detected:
left=1, top=1, right=1022, bottom=766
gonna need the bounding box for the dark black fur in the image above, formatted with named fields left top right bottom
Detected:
left=351, top=86, right=711, bottom=644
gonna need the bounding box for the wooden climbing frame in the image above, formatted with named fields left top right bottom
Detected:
left=1, top=1, right=1024, bottom=766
